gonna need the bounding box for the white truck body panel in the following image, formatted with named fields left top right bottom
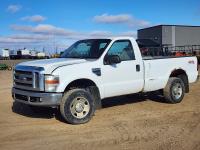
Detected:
left=101, top=60, right=144, bottom=98
left=99, top=37, right=145, bottom=98
left=19, top=58, right=87, bottom=74
left=52, top=60, right=105, bottom=97
left=143, top=57, right=198, bottom=92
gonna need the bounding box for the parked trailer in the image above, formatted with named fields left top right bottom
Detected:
left=30, top=50, right=37, bottom=59
left=17, top=49, right=31, bottom=59
left=37, top=52, right=49, bottom=59
left=37, top=52, right=45, bottom=57
left=0, top=49, right=9, bottom=59
left=138, top=44, right=200, bottom=58
left=10, top=50, right=20, bottom=59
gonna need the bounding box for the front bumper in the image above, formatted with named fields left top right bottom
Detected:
left=12, top=88, right=63, bottom=107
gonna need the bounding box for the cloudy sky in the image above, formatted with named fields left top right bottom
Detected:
left=0, top=0, right=200, bottom=53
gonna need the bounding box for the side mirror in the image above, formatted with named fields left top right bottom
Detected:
left=105, top=55, right=121, bottom=65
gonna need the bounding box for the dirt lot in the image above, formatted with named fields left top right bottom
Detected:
left=0, top=59, right=32, bottom=67
left=0, top=70, right=199, bottom=150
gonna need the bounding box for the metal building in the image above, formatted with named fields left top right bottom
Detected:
left=137, top=25, right=200, bottom=47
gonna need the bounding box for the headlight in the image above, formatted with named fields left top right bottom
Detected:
left=45, top=75, right=59, bottom=92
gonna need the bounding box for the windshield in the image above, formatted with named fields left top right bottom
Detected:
left=61, top=39, right=111, bottom=59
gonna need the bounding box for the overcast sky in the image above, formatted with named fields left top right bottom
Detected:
left=0, top=0, right=200, bottom=53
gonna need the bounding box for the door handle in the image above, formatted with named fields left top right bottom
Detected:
left=136, top=64, right=140, bottom=72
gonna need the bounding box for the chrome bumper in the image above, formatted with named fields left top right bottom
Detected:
left=12, top=88, right=63, bottom=107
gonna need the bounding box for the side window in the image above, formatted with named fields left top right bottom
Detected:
left=99, top=43, right=107, bottom=49
left=106, top=40, right=135, bottom=61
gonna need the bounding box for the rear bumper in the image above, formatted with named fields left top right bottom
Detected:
left=12, top=88, right=63, bottom=107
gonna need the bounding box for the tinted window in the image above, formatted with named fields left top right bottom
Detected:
left=61, top=39, right=111, bottom=59
left=106, top=40, right=135, bottom=61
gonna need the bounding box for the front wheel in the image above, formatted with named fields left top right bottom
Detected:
left=60, top=89, right=95, bottom=124
left=163, top=77, right=185, bottom=103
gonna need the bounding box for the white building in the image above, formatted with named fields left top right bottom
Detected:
left=0, top=49, right=9, bottom=58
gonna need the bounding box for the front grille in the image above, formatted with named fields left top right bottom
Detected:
left=13, top=66, right=44, bottom=91
left=14, top=70, right=33, bottom=87
left=15, top=70, right=32, bottom=75
left=15, top=82, right=33, bottom=87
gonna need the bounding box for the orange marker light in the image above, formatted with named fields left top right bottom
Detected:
left=45, top=79, right=59, bottom=84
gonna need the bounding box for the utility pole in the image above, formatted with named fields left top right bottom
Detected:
left=56, top=46, right=58, bottom=54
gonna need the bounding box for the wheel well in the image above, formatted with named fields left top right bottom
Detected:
left=170, top=69, right=189, bottom=93
left=65, top=79, right=97, bottom=91
left=64, top=79, right=102, bottom=109
left=170, top=69, right=186, bottom=78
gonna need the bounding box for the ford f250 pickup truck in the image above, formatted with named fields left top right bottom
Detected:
left=12, top=37, right=199, bottom=124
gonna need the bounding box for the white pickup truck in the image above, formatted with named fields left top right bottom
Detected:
left=12, top=37, right=199, bottom=124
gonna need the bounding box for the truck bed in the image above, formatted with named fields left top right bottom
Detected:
left=142, top=56, right=198, bottom=92
left=142, top=56, right=193, bottom=60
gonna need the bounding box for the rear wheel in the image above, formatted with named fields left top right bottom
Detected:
left=60, top=89, right=95, bottom=124
left=163, top=77, right=185, bottom=103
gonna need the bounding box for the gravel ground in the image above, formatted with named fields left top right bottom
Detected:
left=0, top=70, right=199, bottom=150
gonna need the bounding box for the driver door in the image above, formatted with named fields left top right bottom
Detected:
left=101, top=40, right=144, bottom=98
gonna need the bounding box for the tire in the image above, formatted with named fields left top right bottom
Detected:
left=60, top=88, right=95, bottom=124
left=163, top=77, right=185, bottom=103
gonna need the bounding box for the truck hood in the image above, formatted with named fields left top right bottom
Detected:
left=17, top=58, right=87, bottom=74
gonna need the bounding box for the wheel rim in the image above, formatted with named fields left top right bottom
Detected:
left=172, top=82, right=183, bottom=100
left=70, top=97, right=90, bottom=119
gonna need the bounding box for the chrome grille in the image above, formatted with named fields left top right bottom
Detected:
left=14, top=70, right=33, bottom=87
left=13, top=66, right=44, bottom=91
